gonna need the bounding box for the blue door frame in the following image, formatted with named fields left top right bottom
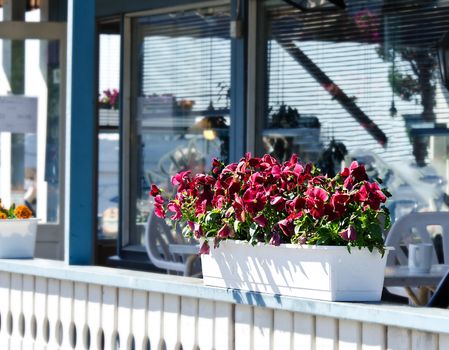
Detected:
left=66, top=0, right=247, bottom=265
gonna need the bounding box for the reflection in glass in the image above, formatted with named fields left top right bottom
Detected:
left=97, top=30, right=121, bottom=240
left=130, top=6, right=231, bottom=245
left=0, top=39, right=60, bottom=223
left=263, top=0, right=449, bottom=223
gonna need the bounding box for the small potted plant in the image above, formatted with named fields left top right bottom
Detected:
left=98, top=88, right=119, bottom=110
left=0, top=200, right=38, bottom=258
left=150, top=153, right=392, bottom=301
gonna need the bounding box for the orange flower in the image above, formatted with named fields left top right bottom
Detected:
left=0, top=212, right=6, bottom=219
left=14, top=205, right=32, bottom=219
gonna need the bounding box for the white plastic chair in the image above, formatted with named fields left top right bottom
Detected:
left=385, top=211, right=449, bottom=266
left=144, top=210, right=200, bottom=276
left=384, top=211, right=449, bottom=302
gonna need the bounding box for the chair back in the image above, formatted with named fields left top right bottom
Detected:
left=144, top=211, right=191, bottom=275
left=385, top=212, right=449, bottom=267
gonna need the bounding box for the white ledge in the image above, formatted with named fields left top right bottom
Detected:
left=0, top=258, right=448, bottom=334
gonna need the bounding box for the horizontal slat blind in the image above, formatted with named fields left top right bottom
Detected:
left=138, top=7, right=231, bottom=113
left=266, top=0, right=449, bottom=163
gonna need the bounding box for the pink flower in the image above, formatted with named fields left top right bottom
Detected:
left=330, top=193, right=350, bottom=217
left=194, top=200, right=207, bottom=217
left=243, top=188, right=267, bottom=214
left=350, top=161, right=368, bottom=182
left=278, top=218, right=294, bottom=237
left=306, top=187, right=329, bottom=219
left=199, top=241, right=210, bottom=254
left=269, top=231, right=281, bottom=246
left=150, top=184, right=161, bottom=197
left=340, top=226, right=357, bottom=241
left=270, top=196, right=287, bottom=211
left=287, top=196, right=306, bottom=213
left=218, top=224, right=232, bottom=238
left=188, top=222, right=203, bottom=239
left=171, top=170, right=191, bottom=186
left=340, top=167, right=350, bottom=177
left=167, top=202, right=182, bottom=220
left=154, top=195, right=166, bottom=218
left=254, top=214, right=268, bottom=228
left=353, top=181, right=387, bottom=210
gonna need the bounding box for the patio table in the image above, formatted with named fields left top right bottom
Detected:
left=384, top=264, right=449, bottom=305
left=168, top=244, right=200, bottom=276
left=168, top=243, right=199, bottom=255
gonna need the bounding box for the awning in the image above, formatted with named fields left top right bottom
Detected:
left=0, top=0, right=40, bottom=10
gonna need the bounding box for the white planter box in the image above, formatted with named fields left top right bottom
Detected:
left=201, top=241, right=390, bottom=301
left=0, top=219, right=38, bottom=258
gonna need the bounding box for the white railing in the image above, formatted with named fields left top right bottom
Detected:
left=0, top=259, right=448, bottom=349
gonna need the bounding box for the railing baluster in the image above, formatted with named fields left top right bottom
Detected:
left=22, top=275, right=35, bottom=350
left=88, top=285, right=102, bottom=350
left=180, top=296, right=198, bottom=350
left=10, top=273, right=23, bottom=349
left=132, top=290, right=148, bottom=350
left=293, top=313, right=314, bottom=350
left=74, top=282, right=88, bottom=350
left=440, top=334, right=449, bottom=349
left=411, top=330, right=437, bottom=350
left=273, top=310, right=293, bottom=350
left=163, top=294, right=180, bottom=349
left=235, top=304, right=253, bottom=350
left=339, top=320, right=361, bottom=350
left=34, top=276, right=48, bottom=350
left=0, top=272, right=11, bottom=349
left=214, top=302, right=233, bottom=350
left=47, top=278, right=60, bottom=350
left=316, top=316, right=338, bottom=350
left=198, top=300, right=214, bottom=350
left=387, top=326, right=411, bottom=350
left=102, top=286, right=118, bottom=350
left=253, top=307, right=273, bottom=350
left=118, top=288, right=132, bottom=350
left=147, top=292, right=163, bottom=350
left=362, top=323, right=386, bottom=350
left=60, top=280, right=74, bottom=350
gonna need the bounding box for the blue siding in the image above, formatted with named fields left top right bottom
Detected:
left=65, top=0, right=96, bottom=264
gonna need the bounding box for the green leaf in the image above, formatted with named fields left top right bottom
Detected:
left=249, top=222, right=258, bottom=237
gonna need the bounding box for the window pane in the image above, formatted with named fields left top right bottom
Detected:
left=98, top=31, right=120, bottom=240
left=130, top=6, right=231, bottom=246
left=262, top=0, right=449, bottom=222
left=0, top=39, right=60, bottom=223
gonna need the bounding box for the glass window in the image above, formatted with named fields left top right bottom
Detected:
left=97, top=23, right=121, bottom=241
left=261, top=0, right=449, bottom=222
left=128, top=5, right=231, bottom=246
left=0, top=39, right=61, bottom=224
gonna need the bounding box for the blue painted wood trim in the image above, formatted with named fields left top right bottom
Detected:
left=229, top=0, right=247, bottom=162
left=1, top=258, right=449, bottom=334
left=96, top=0, right=207, bottom=18
left=65, top=0, right=96, bottom=264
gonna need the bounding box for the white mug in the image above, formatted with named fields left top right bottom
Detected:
left=408, top=243, right=433, bottom=273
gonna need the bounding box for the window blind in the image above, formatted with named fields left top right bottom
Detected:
left=137, top=7, right=231, bottom=114
left=265, top=0, right=449, bottom=164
